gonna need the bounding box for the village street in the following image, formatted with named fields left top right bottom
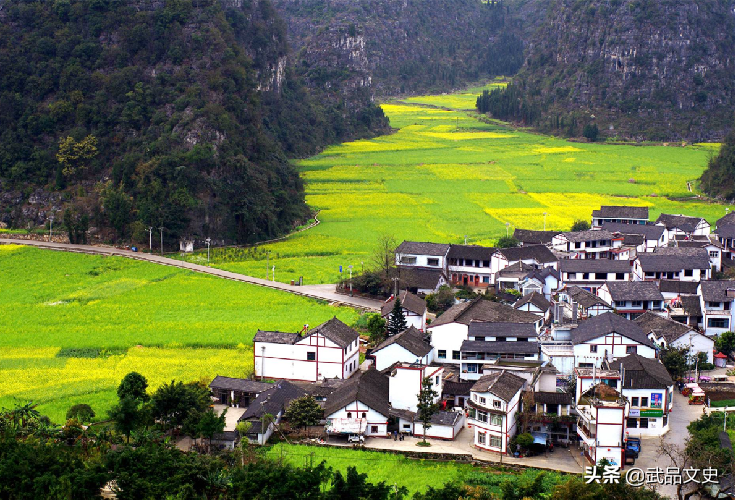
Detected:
left=0, top=238, right=382, bottom=311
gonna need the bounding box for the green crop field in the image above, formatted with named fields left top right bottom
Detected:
left=177, top=84, right=729, bottom=285
left=0, top=244, right=358, bottom=422
left=265, top=443, right=565, bottom=495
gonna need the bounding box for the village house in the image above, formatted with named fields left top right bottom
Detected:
left=513, top=228, right=560, bottom=246
left=428, top=298, right=541, bottom=367
left=490, top=245, right=558, bottom=284
left=371, top=326, right=433, bottom=371
left=395, top=241, right=450, bottom=270
left=673, top=235, right=723, bottom=272
left=597, top=281, right=665, bottom=320
left=459, top=341, right=540, bottom=380
left=557, top=285, right=614, bottom=319
left=446, top=244, right=495, bottom=288
left=524, top=364, right=576, bottom=446
left=570, top=312, right=657, bottom=368
left=634, top=312, right=714, bottom=364
left=558, top=259, right=632, bottom=294
left=591, top=205, right=649, bottom=227
left=495, top=261, right=534, bottom=291
left=413, top=410, right=465, bottom=440
left=388, top=362, right=444, bottom=413
left=396, top=267, right=447, bottom=295
left=699, top=280, right=735, bottom=336
left=209, top=376, right=271, bottom=407
left=655, top=213, right=711, bottom=240
left=575, top=383, right=629, bottom=467
left=518, top=267, right=561, bottom=300
left=441, top=380, right=474, bottom=409
left=551, top=230, right=625, bottom=260
left=633, top=249, right=711, bottom=282
left=617, top=354, right=674, bottom=437
left=601, top=221, right=667, bottom=251
left=467, top=371, right=527, bottom=454
left=254, top=317, right=360, bottom=382
left=239, top=380, right=308, bottom=445
left=324, top=369, right=390, bottom=437
left=715, top=222, right=735, bottom=260
left=658, top=280, right=703, bottom=328
left=513, top=292, right=551, bottom=320
left=381, top=291, right=427, bottom=331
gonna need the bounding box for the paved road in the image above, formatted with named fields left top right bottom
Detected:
left=0, top=238, right=382, bottom=311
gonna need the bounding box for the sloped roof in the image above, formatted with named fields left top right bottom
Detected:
left=468, top=321, right=538, bottom=338
left=700, top=280, right=735, bottom=302
left=558, top=230, right=618, bottom=243
left=254, top=330, right=300, bottom=345
left=717, top=213, right=735, bottom=228
left=571, top=312, right=653, bottom=347
left=430, top=298, right=540, bottom=328
left=513, top=229, right=559, bottom=245
left=514, top=292, right=551, bottom=312
left=470, top=371, right=526, bottom=402
left=564, top=285, right=612, bottom=309
left=637, top=253, right=710, bottom=272
left=658, top=280, right=700, bottom=295
left=592, top=206, right=649, bottom=220
left=601, top=222, right=665, bottom=239
left=324, top=369, right=389, bottom=418
left=656, top=214, right=707, bottom=232
left=460, top=340, right=540, bottom=355
left=442, top=381, right=474, bottom=396
left=533, top=391, right=573, bottom=405
left=496, top=245, right=557, bottom=264
left=372, top=326, right=432, bottom=358
left=524, top=267, right=560, bottom=282
left=633, top=311, right=695, bottom=343
left=209, top=376, right=272, bottom=394
left=381, top=290, right=426, bottom=317
left=447, top=244, right=495, bottom=261
left=396, top=241, right=450, bottom=256
left=559, top=259, right=631, bottom=273
left=619, top=353, right=674, bottom=389
left=623, top=234, right=645, bottom=246
left=680, top=295, right=702, bottom=317
left=602, top=281, right=664, bottom=301
left=397, top=267, right=446, bottom=290
left=240, top=380, right=308, bottom=420
left=429, top=410, right=462, bottom=427
left=717, top=225, right=735, bottom=239
left=497, top=261, right=534, bottom=278
left=306, top=317, right=359, bottom=348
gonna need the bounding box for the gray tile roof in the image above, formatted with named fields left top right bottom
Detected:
left=718, top=213, right=735, bottom=228
left=396, top=267, right=446, bottom=290
left=470, top=371, right=526, bottom=402
left=680, top=295, right=703, bottom=317
left=468, top=321, right=538, bottom=338
left=513, top=229, right=559, bottom=245
left=460, top=340, right=540, bottom=356
left=592, top=206, right=649, bottom=220
left=636, top=252, right=710, bottom=272
left=623, top=234, right=645, bottom=246
left=633, top=311, right=695, bottom=343
left=716, top=224, right=735, bottom=239
left=571, top=312, right=653, bottom=347
left=559, top=259, right=632, bottom=273
left=602, top=281, right=664, bottom=301
left=700, top=280, right=735, bottom=303
left=253, top=330, right=301, bottom=345
left=618, top=353, right=674, bottom=389
left=564, top=286, right=613, bottom=310
left=240, top=380, right=308, bottom=421
left=524, top=267, right=561, bottom=282
left=601, top=222, right=665, bottom=240
left=442, top=381, right=474, bottom=396
left=372, top=326, right=432, bottom=358
left=447, top=244, right=495, bottom=261
left=658, top=280, right=700, bottom=295
left=497, top=245, right=557, bottom=264
left=514, top=292, right=551, bottom=312
left=306, top=317, right=359, bottom=348
left=396, top=241, right=451, bottom=256
left=323, top=369, right=390, bottom=418
left=532, top=391, right=573, bottom=405
left=558, top=229, right=618, bottom=243
left=209, top=376, right=272, bottom=394
left=430, top=298, right=540, bottom=327
left=429, top=410, right=462, bottom=426
left=497, top=261, right=535, bottom=278
left=656, top=214, right=708, bottom=233
left=381, top=290, right=426, bottom=317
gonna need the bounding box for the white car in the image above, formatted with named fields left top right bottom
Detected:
left=347, top=434, right=365, bottom=444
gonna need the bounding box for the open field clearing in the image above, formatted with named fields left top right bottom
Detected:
left=178, top=85, right=729, bottom=285
left=0, top=245, right=358, bottom=421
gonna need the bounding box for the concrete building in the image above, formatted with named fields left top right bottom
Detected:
left=467, top=371, right=526, bottom=454
left=388, top=362, right=444, bottom=413
left=371, top=326, right=433, bottom=371
left=591, top=205, right=649, bottom=227
left=551, top=230, right=625, bottom=260
left=634, top=312, right=714, bottom=364
left=381, top=291, right=427, bottom=332
left=558, top=259, right=632, bottom=294
left=634, top=249, right=712, bottom=283
left=324, top=369, right=390, bottom=437
left=570, top=312, right=657, bottom=368
left=655, top=214, right=711, bottom=239
left=699, top=281, right=735, bottom=336
left=575, top=383, right=629, bottom=467
left=600, top=222, right=667, bottom=251
left=618, top=354, right=674, bottom=437
left=447, top=244, right=495, bottom=288
left=597, top=281, right=665, bottom=320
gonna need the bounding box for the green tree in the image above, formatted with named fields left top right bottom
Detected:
left=425, top=285, right=455, bottom=314
left=496, top=235, right=519, bottom=248
left=102, top=182, right=133, bottom=241
left=716, top=331, right=735, bottom=356
left=416, top=377, right=438, bottom=445
left=515, top=432, right=534, bottom=450
left=327, top=466, right=405, bottom=500
left=56, top=135, right=98, bottom=177
left=197, top=408, right=226, bottom=449
left=660, top=346, right=689, bottom=379
left=108, top=396, right=143, bottom=444
left=571, top=219, right=591, bottom=232
left=66, top=404, right=95, bottom=424
left=366, top=314, right=387, bottom=344
left=151, top=380, right=210, bottom=432
left=701, top=124, right=735, bottom=199
left=284, top=396, right=323, bottom=432
left=386, top=297, right=407, bottom=337
left=117, top=372, right=149, bottom=402
left=582, top=123, right=599, bottom=141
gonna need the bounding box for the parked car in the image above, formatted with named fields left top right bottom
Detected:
left=624, top=447, right=637, bottom=465
left=626, top=438, right=641, bottom=458
left=347, top=434, right=365, bottom=444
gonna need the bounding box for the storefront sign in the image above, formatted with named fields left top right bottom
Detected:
left=651, top=393, right=662, bottom=409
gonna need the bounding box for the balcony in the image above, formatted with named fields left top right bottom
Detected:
left=529, top=413, right=577, bottom=425
left=577, top=422, right=596, bottom=441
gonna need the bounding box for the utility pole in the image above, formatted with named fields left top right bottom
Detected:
left=266, top=250, right=271, bottom=280
left=464, top=234, right=467, bottom=245
left=145, top=226, right=153, bottom=252
left=392, top=277, right=399, bottom=297
left=505, top=222, right=510, bottom=238
left=272, top=265, right=275, bottom=282
left=349, top=265, right=353, bottom=296
left=543, top=212, right=548, bottom=231
left=159, top=226, right=164, bottom=255
left=205, top=237, right=211, bottom=263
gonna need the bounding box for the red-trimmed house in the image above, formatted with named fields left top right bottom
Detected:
left=381, top=291, right=427, bottom=331
left=324, top=369, right=390, bottom=437
left=467, top=371, right=526, bottom=454
left=254, top=318, right=360, bottom=383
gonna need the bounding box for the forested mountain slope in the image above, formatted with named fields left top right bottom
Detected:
left=0, top=0, right=388, bottom=244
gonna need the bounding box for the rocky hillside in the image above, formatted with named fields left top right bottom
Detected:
left=0, top=0, right=388, bottom=244
left=480, top=0, right=735, bottom=141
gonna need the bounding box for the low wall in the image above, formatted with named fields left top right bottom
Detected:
left=0, top=233, right=69, bottom=243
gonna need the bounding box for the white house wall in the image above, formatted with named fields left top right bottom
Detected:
left=327, top=401, right=389, bottom=437
left=428, top=323, right=467, bottom=365
left=573, top=334, right=657, bottom=368
left=389, top=365, right=443, bottom=413
left=414, top=414, right=465, bottom=440
left=670, top=335, right=714, bottom=364
left=373, top=343, right=432, bottom=371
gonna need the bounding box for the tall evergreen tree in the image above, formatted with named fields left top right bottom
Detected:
left=386, top=297, right=407, bottom=337
left=417, top=377, right=439, bottom=445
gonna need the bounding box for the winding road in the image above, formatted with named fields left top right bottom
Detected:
left=0, top=238, right=382, bottom=311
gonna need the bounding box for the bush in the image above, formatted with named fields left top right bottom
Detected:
left=425, top=285, right=455, bottom=313
left=66, top=404, right=95, bottom=423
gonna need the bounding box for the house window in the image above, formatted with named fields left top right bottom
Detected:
left=427, top=258, right=439, bottom=267
left=496, top=337, right=506, bottom=342
left=684, top=269, right=693, bottom=277
left=480, top=397, right=486, bottom=404
left=474, top=336, right=486, bottom=342
left=435, top=376, right=440, bottom=385
left=438, top=350, right=447, bottom=359
left=708, top=318, right=730, bottom=329
left=307, top=352, right=316, bottom=361
left=578, top=363, right=594, bottom=368
left=362, top=412, right=367, bottom=418
left=489, top=435, right=502, bottom=449
left=627, top=418, right=638, bottom=428
left=652, top=301, right=661, bottom=309
left=400, top=256, right=417, bottom=264
left=710, top=302, right=721, bottom=308
left=595, top=273, right=607, bottom=280
left=631, top=301, right=642, bottom=308
left=645, top=272, right=656, bottom=279
left=710, top=251, right=719, bottom=258
left=641, top=397, right=649, bottom=407
left=626, top=346, right=637, bottom=354
left=614, top=301, right=626, bottom=308
left=590, top=345, right=598, bottom=353
left=452, top=351, right=460, bottom=360
left=472, top=394, right=477, bottom=402
left=491, top=414, right=502, bottom=426
left=477, top=432, right=486, bottom=445
left=631, top=397, right=639, bottom=407
left=347, top=412, right=352, bottom=418
left=371, top=425, right=378, bottom=433
left=726, top=302, right=732, bottom=311
left=493, top=401, right=502, bottom=409
left=639, top=418, right=649, bottom=428
left=616, top=273, right=625, bottom=280
left=403, top=424, right=411, bottom=429
left=582, top=273, right=589, bottom=279
left=468, top=408, right=476, bottom=419
left=477, top=411, right=488, bottom=423
left=467, top=364, right=478, bottom=373
left=483, top=260, right=490, bottom=267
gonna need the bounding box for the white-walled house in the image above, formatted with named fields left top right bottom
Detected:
left=428, top=298, right=541, bottom=366
left=388, top=362, right=444, bottom=413
left=395, top=241, right=450, bottom=270
left=634, top=249, right=711, bottom=282
left=699, top=281, right=735, bottom=336
left=490, top=245, right=558, bottom=284
left=513, top=292, right=551, bottom=319
left=467, top=371, right=526, bottom=454
left=460, top=340, right=540, bottom=380
left=673, top=235, right=723, bottom=272
left=447, top=244, right=495, bottom=289
left=571, top=312, right=657, bottom=368
left=519, top=268, right=560, bottom=300
left=597, top=281, right=665, bottom=320
left=617, top=354, right=674, bottom=437
left=635, top=312, right=714, bottom=364
left=656, top=214, right=711, bottom=239
left=601, top=222, right=667, bottom=251
left=381, top=291, right=427, bottom=331
left=239, top=381, right=308, bottom=445
left=254, top=318, right=360, bottom=382
left=324, top=369, right=390, bottom=437
left=551, top=230, right=625, bottom=260
left=558, top=259, right=632, bottom=294
left=575, top=383, right=629, bottom=467
left=371, top=326, right=433, bottom=371
left=557, top=285, right=614, bottom=319
left=591, top=205, right=649, bottom=227
left=414, top=411, right=465, bottom=440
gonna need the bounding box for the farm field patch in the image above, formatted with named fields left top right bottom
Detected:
left=0, top=245, right=358, bottom=421
left=177, top=85, right=728, bottom=284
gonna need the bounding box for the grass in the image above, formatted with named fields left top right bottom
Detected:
left=0, top=244, right=359, bottom=422
left=176, top=83, right=728, bottom=285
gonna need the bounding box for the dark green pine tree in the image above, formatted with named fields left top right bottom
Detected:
left=387, top=297, right=407, bottom=337
left=417, top=377, right=439, bottom=444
